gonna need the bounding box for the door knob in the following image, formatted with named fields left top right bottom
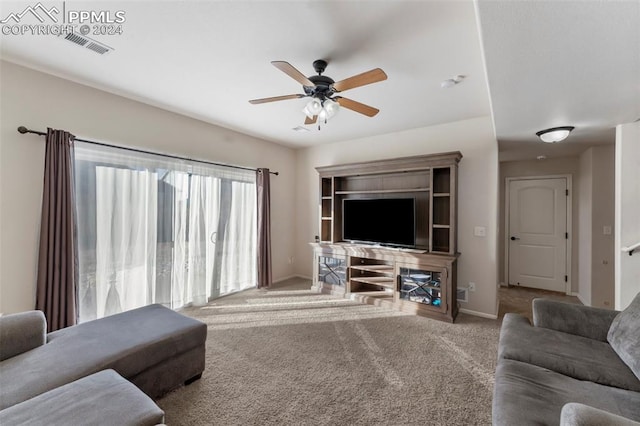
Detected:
left=510, top=236, right=520, bottom=241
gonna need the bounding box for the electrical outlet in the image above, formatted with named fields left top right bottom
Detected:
left=468, top=282, right=476, bottom=292
left=288, top=257, right=294, bottom=264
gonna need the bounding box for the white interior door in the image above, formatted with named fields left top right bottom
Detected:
left=508, top=178, right=568, bottom=292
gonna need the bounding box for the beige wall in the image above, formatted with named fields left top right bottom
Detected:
left=615, top=122, right=640, bottom=310
left=586, top=145, right=615, bottom=308
left=499, top=148, right=615, bottom=305
left=578, top=150, right=593, bottom=304
left=294, top=116, right=500, bottom=317
left=499, top=157, right=580, bottom=293
left=0, top=61, right=297, bottom=314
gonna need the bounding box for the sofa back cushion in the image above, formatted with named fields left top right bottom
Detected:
left=608, top=292, right=640, bottom=381
left=0, top=311, right=46, bottom=361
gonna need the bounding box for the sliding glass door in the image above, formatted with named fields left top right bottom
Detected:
left=75, top=143, right=257, bottom=322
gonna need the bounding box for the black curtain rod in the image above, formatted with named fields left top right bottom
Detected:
left=17, top=126, right=279, bottom=176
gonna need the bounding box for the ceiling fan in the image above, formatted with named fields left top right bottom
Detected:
left=249, top=59, right=387, bottom=127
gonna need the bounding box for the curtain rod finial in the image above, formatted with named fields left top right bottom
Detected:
left=17, top=126, right=28, bottom=134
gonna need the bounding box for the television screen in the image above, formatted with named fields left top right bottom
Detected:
left=342, top=198, right=415, bottom=247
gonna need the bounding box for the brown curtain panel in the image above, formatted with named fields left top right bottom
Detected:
left=36, top=128, right=78, bottom=332
left=256, top=168, right=272, bottom=289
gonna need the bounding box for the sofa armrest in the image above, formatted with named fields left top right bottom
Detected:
left=561, top=403, right=640, bottom=426
left=0, top=311, right=47, bottom=361
left=532, top=299, right=619, bottom=341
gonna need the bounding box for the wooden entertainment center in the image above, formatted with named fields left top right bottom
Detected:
left=311, top=152, right=462, bottom=322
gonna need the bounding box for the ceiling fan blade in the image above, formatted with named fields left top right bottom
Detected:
left=249, top=94, right=305, bottom=104
left=271, top=61, right=315, bottom=87
left=304, top=115, right=318, bottom=125
left=332, top=68, right=387, bottom=92
left=336, top=97, right=380, bottom=117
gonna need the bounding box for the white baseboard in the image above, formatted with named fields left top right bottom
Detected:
left=576, top=293, right=590, bottom=306
left=459, top=308, right=498, bottom=320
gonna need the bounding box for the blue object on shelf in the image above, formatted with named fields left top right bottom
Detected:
left=432, top=299, right=441, bottom=306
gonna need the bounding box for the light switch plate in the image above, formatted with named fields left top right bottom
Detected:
left=474, top=226, right=486, bottom=237
left=603, top=226, right=612, bottom=235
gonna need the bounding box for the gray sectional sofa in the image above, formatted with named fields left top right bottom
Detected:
left=0, top=304, right=207, bottom=425
left=493, top=293, right=640, bottom=426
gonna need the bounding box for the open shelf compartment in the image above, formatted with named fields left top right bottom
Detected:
left=398, top=267, right=443, bottom=308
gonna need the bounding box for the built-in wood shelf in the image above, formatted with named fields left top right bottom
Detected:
left=316, top=152, right=460, bottom=256
left=313, top=153, right=461, bottom=321
left=350, top=265, right=395, bottom=275
left=335, top=188, right=429, bottom=195
left=312, top=243, right=458, bottom=322
left=350, top=277, right=395, bottom=287
left=351, top=290, right=394, bottom=297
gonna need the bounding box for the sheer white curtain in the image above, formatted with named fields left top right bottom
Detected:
left=95, top=166, right=158, bottom=319
left=75, top=142, right=257, bottom=321
left=220, top=181, right=257, bottom=294
left=170, top=172, right=221, bottom=308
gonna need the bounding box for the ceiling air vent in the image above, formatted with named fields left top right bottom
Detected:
left=65, top=33, right=88, bottom=46
left=60, top=32, right=114, bottom=55
left=86, top=42, right=110, bottom=55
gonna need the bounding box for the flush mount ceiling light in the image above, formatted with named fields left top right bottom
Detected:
left=536, top=126, right=575, bottom=143
left=440, top=75, right=465, bottom=88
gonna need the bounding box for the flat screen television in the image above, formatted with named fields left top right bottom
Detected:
left=342, top=198, right=415, bottom=248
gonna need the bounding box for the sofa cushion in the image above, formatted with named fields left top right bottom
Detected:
left=0, top=311, right=46, bottom=361
left=608, top=292, right=640, bottom=381
left=0, top=304, right=206, bottom=410
left=533, top=298, right=619, bottom=342
left=0, top=369, right=164, bottom=426
left=561, top=403, right=640, bottom=426
left=493, top=359, right=640, bottom=426
left=499, top=313, right=640, bottom=392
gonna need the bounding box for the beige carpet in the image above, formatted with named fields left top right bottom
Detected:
left=498, top=285, right=581, bottom=321
left=157, top=278, right=501, bottom=425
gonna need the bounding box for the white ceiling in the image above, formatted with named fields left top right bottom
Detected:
left=477, top=0, right=640, bottom=161
left=1, top=1, right=639, bottom=161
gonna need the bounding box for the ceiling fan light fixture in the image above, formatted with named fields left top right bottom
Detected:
left=303, top=97, right=323, bottom=118
left=318, top=108, right=327, bottom=123
left=535, top=126, right=575, bottom=143
left=323, top=98, right=339, bottom=119
left=252, top=60, right=385, bottom=127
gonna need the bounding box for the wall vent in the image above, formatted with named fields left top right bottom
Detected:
left=456, top=288, right=468, bottom=303
left=60, top=32, right=114, bottom=55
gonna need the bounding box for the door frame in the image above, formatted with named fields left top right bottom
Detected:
left=504, top=175, right=573, bottom=295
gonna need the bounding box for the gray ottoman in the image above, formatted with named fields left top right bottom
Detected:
left=0, top=369, right=164, bottom=426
